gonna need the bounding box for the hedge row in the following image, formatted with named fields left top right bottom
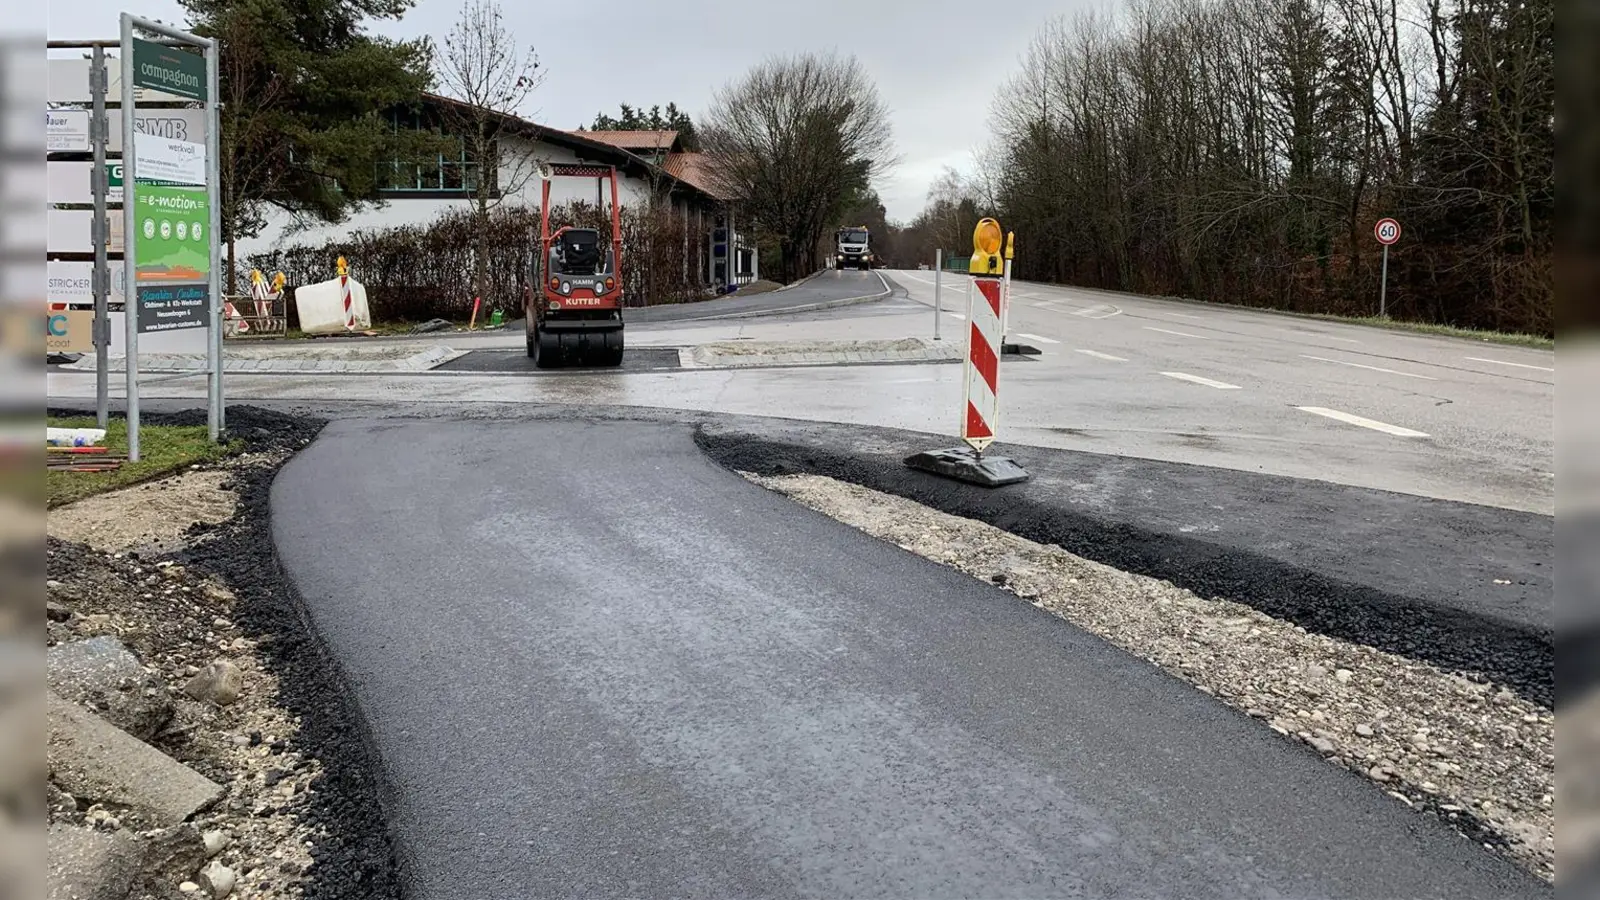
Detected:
left=246, top=202, right=713, bottom=322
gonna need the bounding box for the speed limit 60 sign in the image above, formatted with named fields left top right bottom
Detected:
left=1375, top=218, right=1402, bottom=245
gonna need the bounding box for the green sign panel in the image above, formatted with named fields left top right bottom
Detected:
left=132, top=38, right=206, bottom=101
left=134, top=184, right=210, bottom=280
left=133, top=183, right=210, bottom=333
left=107, top=163, right=181, bottom=191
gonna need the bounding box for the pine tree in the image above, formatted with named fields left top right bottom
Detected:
left=589, top=102, right=700, bottom=150
left=180, top=0, right=436, bottom=290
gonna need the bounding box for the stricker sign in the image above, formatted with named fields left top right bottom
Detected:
left=1375, top=218, right=1401, bottom=246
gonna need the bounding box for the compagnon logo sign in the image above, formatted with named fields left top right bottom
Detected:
left=131, top=37, right=206, bottom=101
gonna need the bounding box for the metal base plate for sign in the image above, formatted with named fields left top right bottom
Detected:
left=1001, top=342, right=1041, bottom=356
left=904, top=446, right=1030, bottom=488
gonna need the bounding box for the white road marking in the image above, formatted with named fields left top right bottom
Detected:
left=1165, top=312, right=1205, bottom=320
left=1030, top=302, right=1055, bottom=309
left=945, top=312, right=966, bottom=320
left=1160, top=371, right=1241, bottom=390
left=1300, top=355, right=1437, bottom=381
left=1466, top=356, right=1553, bottom=372
left=1074, top=349, right=1127, bottom=361
left=1145, top=326, right=1207, bottom=339
left=1072, top=304, right=1122, bottom=319
left=1015, top=332, right=1061, bottom=344
left=1296, top=406, right=1429, bottom=438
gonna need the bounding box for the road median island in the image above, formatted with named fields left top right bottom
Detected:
left=693, top=419, right=1552, bottom=710
left=686, top=337, right=960, bottom=369
left=44, top=405, right=401, bottom=900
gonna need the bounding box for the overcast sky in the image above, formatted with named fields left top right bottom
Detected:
left=49, top=0, right=1087, bottom=221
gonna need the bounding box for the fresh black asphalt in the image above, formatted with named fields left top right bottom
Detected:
left=270, top=417, right=1547, bottom=899
left=435, top=347, right=682, bottom=373
left=698, top=417, right=1554, bottom=708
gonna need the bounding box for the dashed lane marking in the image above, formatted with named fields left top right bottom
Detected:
left=1300, top=355, right=1438, bottom=380
left=1015, top=333, right=1061, bottom=344
left=1160, top=371, right=1241, bottom=390
left=1145, top=326, right=1208, bottom=339
left=1466, top=356, right=1553, bottom=372
left=1296, top=406, right=1429, bottom=438
left=1074, top=349, right=1128, bottom=362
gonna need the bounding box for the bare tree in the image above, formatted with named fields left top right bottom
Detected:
left=214, top=16, right=288, bottom=295
left=434, top=0, right=544, bottom=307
left=975, top=0, right=1549, bottom=334
left=701, top=52, right=897, bottom=282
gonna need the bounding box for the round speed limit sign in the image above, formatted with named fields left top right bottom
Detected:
left=1375, top=217, right=1402, bottom=246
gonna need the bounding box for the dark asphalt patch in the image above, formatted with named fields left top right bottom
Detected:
left=270, top=417, right=1549, bottom=899
left=46, top=405, right=403, bottom=900
left=434, top=347, right=681, bottom=373
left=695, top=420, right=1554, bottom=709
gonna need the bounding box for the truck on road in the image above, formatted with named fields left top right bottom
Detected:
left=835, top=226, right=871, bottom=270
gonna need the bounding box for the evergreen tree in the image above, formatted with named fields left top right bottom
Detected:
left=589, top=102, right=700, bottom=150
left=180, top=0, right=436, bottom=289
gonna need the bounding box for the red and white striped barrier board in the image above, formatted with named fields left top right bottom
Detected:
left=962, top=274, right=1004, bottom=451
left=336, top=256, right=355, bottom=330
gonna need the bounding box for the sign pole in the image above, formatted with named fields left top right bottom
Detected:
left=933, top=249, right=942, bottom=341
left=205, top=35, right=222, bottom=436
left=91, top=43, right=110, bottom=429
left=1000, top=232, right=1014, bottom=347
left=119, top=13, right=141, bottom=462
left=1374, top=217, right=1400, bottom=320
left=1379, top=244, right=1389, bottom=319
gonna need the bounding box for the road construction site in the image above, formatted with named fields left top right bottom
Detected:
left=45, top=269, right=1556, bottom=898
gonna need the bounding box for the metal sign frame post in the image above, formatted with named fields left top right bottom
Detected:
left=119, top=13, right=223, bottom=460
left=91, top=44, right=111, bottom=428
left=933, top=249, right=943, bottom=340
left=1375, top=217, right=1401, bottom=320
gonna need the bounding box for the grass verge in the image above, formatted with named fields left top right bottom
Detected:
left=1305, top=314, right=1553, bottom=349
left=48, top=416, right=240, bottom=508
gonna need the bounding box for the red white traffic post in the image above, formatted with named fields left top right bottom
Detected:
left=1375, top=217, right=1400, bottom=318
left=337, top=255, right=356, bottom=330
left=904, top=217, right=1029, bottom=487
left=962, top=267, right=1003, bottom=451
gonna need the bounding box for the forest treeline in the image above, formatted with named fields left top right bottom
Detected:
left=955, top=0, right=1550, bottom=334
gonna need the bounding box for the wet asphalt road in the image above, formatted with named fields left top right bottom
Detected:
left=271, top=418, right=1546, bottom=899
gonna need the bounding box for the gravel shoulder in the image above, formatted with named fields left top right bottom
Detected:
left=45, top=406, right=399, bottom=900
left=748, top=473, right=1554, bottom=882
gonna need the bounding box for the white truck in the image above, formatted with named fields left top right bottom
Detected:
left=834, top=226, right=871, bottom=270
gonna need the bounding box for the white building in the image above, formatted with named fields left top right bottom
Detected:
left=241, top=94, right=758, bottom=288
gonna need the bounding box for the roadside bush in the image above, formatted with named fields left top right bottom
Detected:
left=247, top=203, right=712, bottom=322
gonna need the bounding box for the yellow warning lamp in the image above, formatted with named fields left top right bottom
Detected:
left=336, top=255, right=349, bottom=277
left=1005, top=231, right=1015, bottom=261
left=971, top=218, right=1004, bottom=274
